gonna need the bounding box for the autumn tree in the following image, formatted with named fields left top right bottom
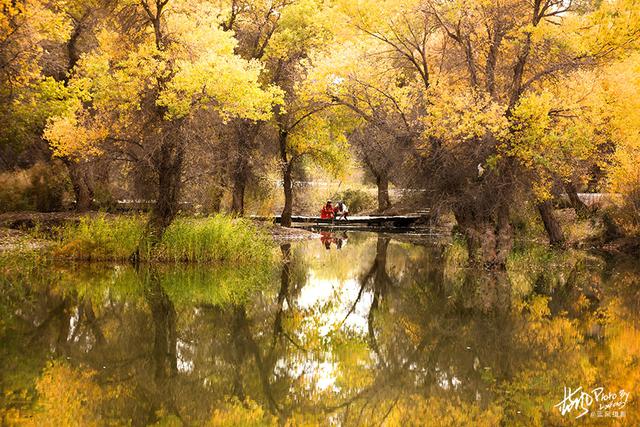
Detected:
left=0, top=0, right=71, bottom=169
left=44, top=0, right=282, bottom=239
left=348, top=124, right=406, bottom=212
left=39, top=0, right=109, bottom=211
left=215, top=0, right=351, bottom=220
left=212, top=0, right=286, bottom=215
left=316, top=0, right=640, bottom=265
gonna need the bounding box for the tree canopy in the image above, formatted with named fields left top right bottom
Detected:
left=1, top=0, right=640, bottom=257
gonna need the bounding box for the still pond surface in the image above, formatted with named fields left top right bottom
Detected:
left=0, top=232, right=638, bottom=425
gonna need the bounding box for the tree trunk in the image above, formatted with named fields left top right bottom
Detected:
left=143, top=269, right=177, bottom=387
left=58, top=22, right=94, bottom=213
left=376, top=174, right=391, bottom=212
left=63, top=158, right=93, bottom=212
left=148, top=136, right=185, bottom=241
left=279, top=131, right=293, bottom=228
left=281, top=165, right=293, bottom=227
left=231, top=154, right=247, bottom=215
left=538, top=200, right=565, bottom=247
left=230, top=122, right=261, bottom=216
left=564, top=181, right=589, bottom=217
left=454, top=202, right=513, bottom=269
left=209, top=185, right=224, bottom=213
left=495, top=199, right=513, bottom=266
left=468, top=222, right=498, bottom=265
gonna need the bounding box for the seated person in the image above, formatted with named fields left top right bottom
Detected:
left=334, top=201, right=349, bottom=220
left=320, top=200, right=334, bottom=219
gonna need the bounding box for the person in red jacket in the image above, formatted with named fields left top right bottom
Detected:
left=320, top=200, right=334, bottom=219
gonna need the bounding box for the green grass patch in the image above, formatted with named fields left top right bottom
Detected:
left=53, top=214, right=274, bottom=264
left=505, top=243, right=598, bottom=298
left=54, top=214, right=143, bottom=260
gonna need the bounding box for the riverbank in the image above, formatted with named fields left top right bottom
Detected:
left=0, top=227, right=51, bottom=252
left=0, top=210, right=637, bottom=256
left=0, top=212, right=320, bottom=253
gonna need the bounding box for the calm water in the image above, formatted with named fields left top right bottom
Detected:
left=0, top=232, right=638, bottom=425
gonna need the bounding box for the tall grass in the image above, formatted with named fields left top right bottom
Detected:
left=159, top=216, right=273, bottom=263
left=54, top=214, right=274, bottom=264
left=55, top=215, right=144, bottom=260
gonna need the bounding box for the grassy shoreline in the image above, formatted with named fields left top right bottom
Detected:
left=1, top=214, right=277, bottom=265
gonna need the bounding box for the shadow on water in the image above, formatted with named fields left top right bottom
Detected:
left=0, top=232, right=639, bottom=425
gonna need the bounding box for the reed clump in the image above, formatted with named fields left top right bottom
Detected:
left=54, top=214, right=273, bottom=264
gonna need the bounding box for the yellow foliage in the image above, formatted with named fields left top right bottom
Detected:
left=423, top=87, right=510, bottom=148
left=42, top=0, right=284, bottom=158
left=44, top=104, right=106, bottom=159
left=209, top=399, right=277, bottom=426
left=26, top=361, right=107, bottom=427
left=598, top=54, right=640, bottom=229
left=386, top=395, right=504, bottom=426
left=265, top=0, right=334, bottom=60
left=0, top=0, right=71, bottom=89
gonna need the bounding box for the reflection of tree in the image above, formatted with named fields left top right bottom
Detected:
left=227, top=243, right=306, bottom=418
left=232, top=305, right=280, bottom=414
left=365, top=237, right=391, bottom=367
left=144, top=270, right=178, bottom=383
left=2, top=241, right=640, bottom=425
left=272, top=244, right=292, bottom=350
left=340, top=237, right=391, bottom=328
left=77, top=297, right=106, bottom=347
left=27, top=292, right=70, bottom=353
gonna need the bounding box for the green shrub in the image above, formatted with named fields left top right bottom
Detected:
left=92, top=182, right=118, bottom=211
left=158, top=215, right=273, bottom=263
left=333, top=188, right=376, bottom=214
left=505, top=243, right=591, bottom=297
left=0, top=161, right=69, bottom=212
left=54, top=214, right=274, bottom=264
left=55, top=215, right=144, bottom=260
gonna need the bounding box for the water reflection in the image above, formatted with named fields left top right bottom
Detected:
left=0, top=233, right=638, bottom=425
left=319, top=231, right=349, bottom=251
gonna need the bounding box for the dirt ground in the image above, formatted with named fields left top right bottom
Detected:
left=0, top=211, right=110, bottom=229
left=258, top=222, right=321, bottom=244
left=0, top=227, right=51, bottom=252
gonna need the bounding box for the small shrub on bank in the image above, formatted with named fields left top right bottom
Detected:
left=54, top=214, right=273, bottom=263
left=505, top=243, right=595, bottom=297
left=0, top=162, right=69, bottom=212
left=55, top=215, right=143, bottom=260
left=333, top=188, right=376, bottom=214
left=607, top=196, right=640, bottom=237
